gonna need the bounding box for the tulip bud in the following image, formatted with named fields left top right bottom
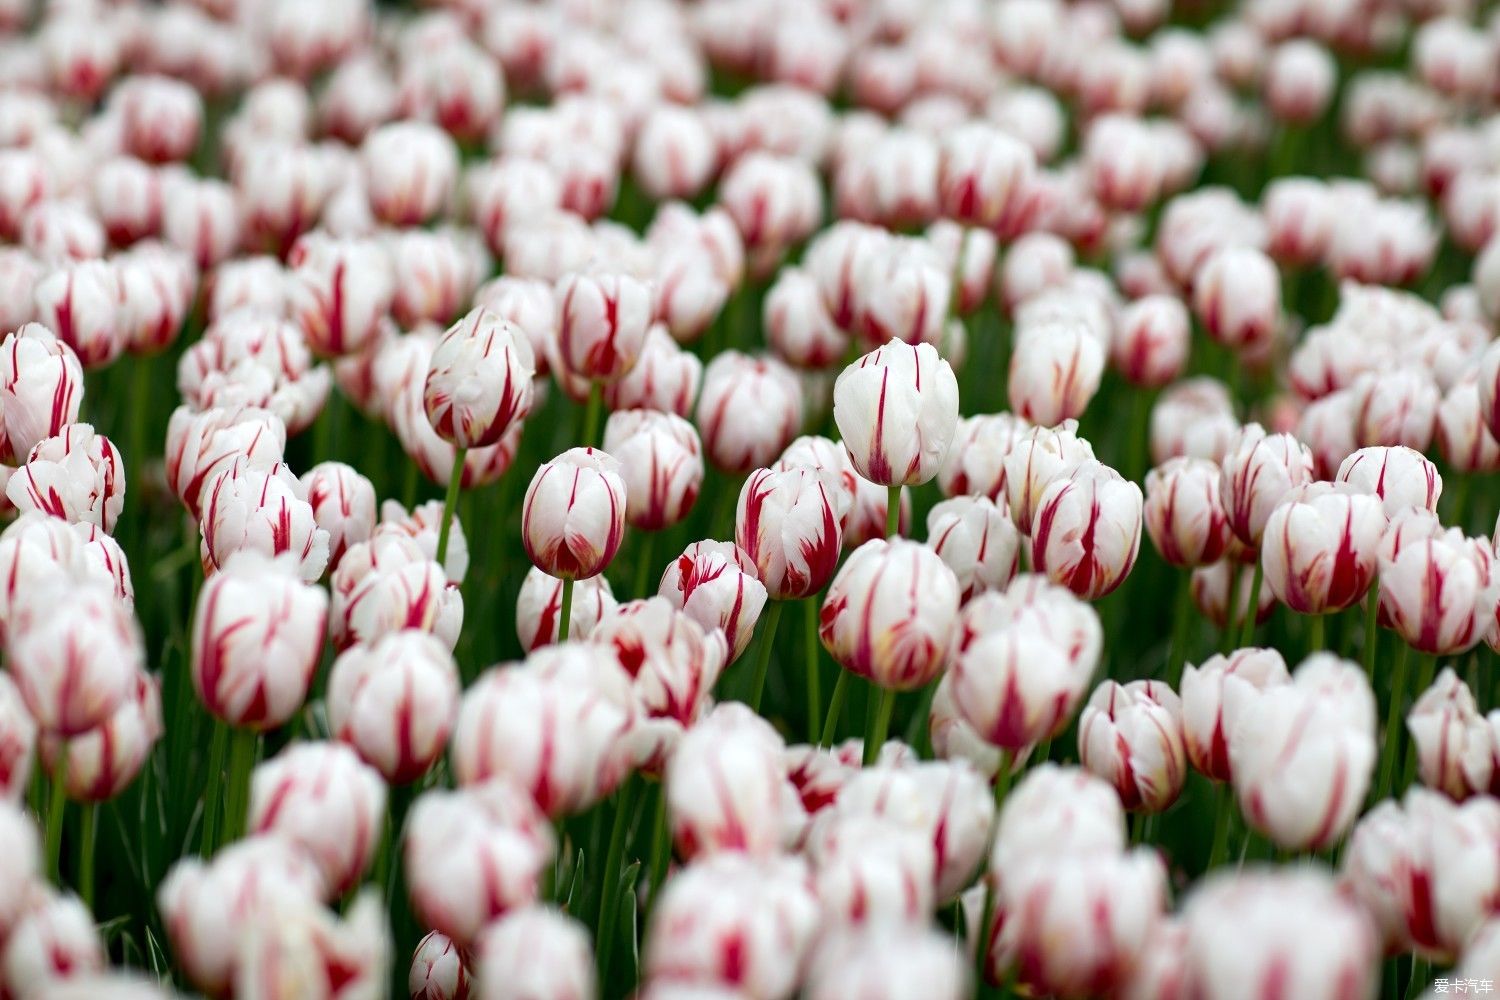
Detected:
left=165, top=405, right=287, bottom=520
left=1182, top=870, right=1379, bottom=1000
left=248, top=741, right=386, bottom=897
left=6, top=424, right=124, bottom=533
left=361, top=122, right=457, bottom=227
left=191, top=551, right=328, bottom=730
left=281, top=235, right=393, bottom=361
left=232, top=886, right=391, bottom=1000
left=719, top=152, right=824, bottom=278
left=1219, top=424, right=1316, bottom=548
left=736, top=466, right=846, bottom=601
left=2, top=889, right=105, bottom=996
left=160, top=176, right=240, bottom=270
left=451, top=646, right=636, bottom=816
left=31, top=261, right=126, bottom=370
left=603, top=410, right=704, bottom=532
left=1192, top=247, right=1282, bottom=353
left=522, top=448, right=626, bottom=581
left=1261, top=483, right=1386, bottom=615
left=1264, top=40, right=1336, bottom=124
left=0, top=676, right=35, bottom=804
left=765, top=267, right=848, bottom=370
left=938, top=123, right=1035, bottom=230
left=1113, top=295, right=1190, bottom=389
left=938, top=413, right=1029, bottom=503
left=403, top=783, right=555, bottom=948
left=421, top=308, right=536, bottom=453
left=158, top=837, right=327, bottom=995
left=554, top=271, right=653, bottom=383
left=516, top=568, right=617, bottom=652
left=90, top=158, right=161, bottom=248
left=1180, top=648, right=1291, bottom=782
left=834, top=341, right=959, bottom=489
left=474, top=906, right=594, bottom=1000
left=200, top=459, right=330, bottom=583
left=1030, top=461, right=1144, bottom=601
left=1383, top=526, right=1498, bottom=655
left=298, top=462, right=376, bottom=573
left=925, top=496, right=1022, bottom=602
left=1150, top=378, right=1239, bottom=467
left=1335, top=444, right=1442, bottom=519
left=1002, top=421, right=1096, bottom=536
left=644, top=854, right=819, bottom=1000
left=821, top=539, right=960, bottom=691
left=1079, top=679, right=1187, bottom=813
left=377, top=498, right=469, bottom=587
left=602, top=325, right=702, bottom=418
left=1437, top=381, right=1500, bottom=474
left=40, top=671, right=159, bottom=803
left=659, top=541, right=768, bottom=663
left=653, top=252, right=728, bottom=346
left=410, top=931, right=471, bottom=1000
left=851, top=240, right=951, bottom=352
left=116, top=246, right=196, bottom=357
left=389, top=228, right=486, bottom=329
left=667, top=703, right=788, bottom=860
left=1143, top=457, right=1232, bottom=568
left=696, top=351, right=804, bottom=475
left=807, top=814, right=935, bottom=929
left=1007, top=318, right=1107, bottom=428
left=6, top=580, right=139, bottom=739
left=1230, top=654, right=1376, bottom=851
left=1406, top=668, right=1493, bottom=800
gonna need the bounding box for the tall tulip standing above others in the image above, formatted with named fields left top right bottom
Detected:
left=1260, top=484, right=1385, bottom=626
left=1030, top=461, right=1144, bottom=601
left=522, top=448, right=626, bottom=641
left=555, top=270, right=653, bottom=446
left=423, top=306, right=537, bottom=565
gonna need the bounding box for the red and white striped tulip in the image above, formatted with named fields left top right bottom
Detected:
left=806, top=926, right=969, bottom=1000
left=1192, top=246, right=1282, bottom=354
left=1261, top=483, right=1386, bottom=615
left=765, top=267, right=848, bottom=370
left=926, top=496, right=1022, bottom=602
left=165, top=405, right=287, bottom=520
left=938, top=413, right=1030, bottom=503
left=327, top=631, right=460, bottom=785
left=1191, top=559, right=1277, bottom=630
left=40, top=672, right=160, bottom=802
left=32, top=261, right=126, bottom=370
left=0, top=675, right=35, bottom=803
left=6, top=424, right=124, bottom=533
left=807, top=815, right=936, bottom=929
left=1405, top=668, right=1492, bottom=800
left=667, top=703, right=788, bottom=860
left=834, top=340, right=960, bottom=489
left=659, top=541, right=768, bottom=663
left=285, top=234, right=394, bottom=359
left=1219, top=424, right=1316, bottom=548
left=475, top=906, right=595, bottom=1000
left=1031, top=461, right=1144, bottom=601
left=1180, top=648, right=1291, bottom=782
left=1150, top=378, right=1239, bottom=466
left=199, top=459, right=329, bottom=584
left=602, top=325, right=702, bottom=419
left=522, top=448, right=626, bottom=581
left=1078, top=679, right=1187, bottom=813
left=695, top=351, right=804, bottom=474
left=1002, top=420, right=1096, bottom=537
left=423, top=308, right=536, bottom=451
left=554, top=271, right=653, bottom=383
left=1144, top=457, right=1232, bottom=568
left=1379, top=526, right=1497, bottom=655
left=604, top=409, right=704, bottom=532
left=2, top=889, right=105, bottom=996
left=410, top=931, right=471, bottom=1000
left=516, top=568, right=617, bottom=652
left=1113, top=295, right=1190, bottom=389
left=1437, top=381, right=1500, bottom=474
left=360, top=122, right=457, bottom=227
left=1008, top=317, right=1106, bottom=428
left=1336, top=445, right=1443, bottom=519
left=736, top=465, right=846, bottom=601
left=299, top=462, right=376, bottom=573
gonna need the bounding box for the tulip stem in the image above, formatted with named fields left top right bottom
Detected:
left=1378, top=642, right=1412, bottom=799
left=200, top=722, right=228, bottom=857
left=582, top=381, right=604, bottom=450
left=821, top=671, right=850, bottom=748
left=745, top=600, right=783, bottom=713
left=884, top=485, right=901, bottom=539
left=804, top=598, right=821, bottom=742
left=44, top=750, right=67, bottom=885
left=862, top=685, right=897, bottom=766
left=595, top=781, right=634, bottom=985
left=1207, top=780, right=1234, bottom=870
left=647, top=784, right=670, bottom=914
left=558, top=577, right=576, bottom=642
left=224, top=727, right=257, bottom=845
left=435, top=449, right=466, bottom=569
left=1237, top=560, right=1264, bottom=648
left=1362, top=582, right=1381, bottom=679
left=79, top=803, right=97, bottom=912
left=1221, top=565, right=1243, bottom=653
left=633, top=531, right=657, bottom=599
left=1307, top=613, right=1326, bottom=655
left=1166, top=571, right=1193, bottom=685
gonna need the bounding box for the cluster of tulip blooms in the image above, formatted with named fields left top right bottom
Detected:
left=4, top=0, right=1500, bottom=997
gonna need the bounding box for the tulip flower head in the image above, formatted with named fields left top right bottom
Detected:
left=522, top=448, right=626, bottom=581
left=736, top=465, right=846, bottom=601
left=1079, top=679, right=1188, bottom=813
left=1260, top=483, right=1386, bottom=615
left=658, top=541, right=768, bottom=663
left=423, top=307, right=537, bottom=451
left=326, top=631, right=460, bottom=785
left=1030, top=461, right=1144, bottom=600
left=833, top=340, right=960, bottom=489
left=1219, top=423, right=1316, bottom=548
left=604, top=409, right=704, bottom=532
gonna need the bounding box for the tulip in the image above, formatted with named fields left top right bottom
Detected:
left=2, top=890, right=105, bottom=996
left=31, top=261, right=125, bottom=370
left=736, top=466, right=846, bottom=601
left=1191, top=559, right=1276, bottom=631
left=1264, top=39, right=1336, bottom=124
left=1343, top=787, right=1500, bottom=960
left=6, top=424, right=124, bottom=533
left=927, top=222, right=997, bottom=318
left=377, top=498, right=470, bottom=587
left=389, top=228, right=486, bottom=329
left=1180, top=648, right=1291, bottom=782
left=450, top=645, right=636, bottom=816
left=0, top=803, right=37, bottom=939
left=0, top=515, right=130, bottom=638
left=602, top=325, right=702, bottom=418
left=191, top=551, right=328, bottom=731
left=695, top=351, right=804, bottom=475
left=1030, top=461, right=1144, bottom=601
left=1379, top=527, right=1497, bottom=655
left=1436, top=381, right=1500, bottom=474
left=1002, top=420, right=1096, bottom=536
left=165, top=405, right=287, bottom=519
left=522, top=449, right=626, bottom=636
left=1144, top=457, right=1232, bottom=568
left=938, top=413, right=1030, bottom=503
left=604, top=410, right=704, bottom=532
left=1230, top=654, right=1376, bottom=851
left=938, top=123, right=1035, bottom=230
left=361, top=121, right=457, bottom=227
left=298, top=462, right=376, bottom=573
left=805, top=221, right=889, bottom=330
left=1149, top=378, right=1239, bottom=466
left=1405, top=668, right=1492, bottom=800
left=177, top=313, right=332, bottom=437
left=554, top=271, right=653, bottom=388
left=1181, top=869, right=1379, bottom=1000
left=116, top=246, right=195, bottom=356
left=160, top=176, right=240, bottom=270
left=403, top=782, right=556, bottom=949
left=1298, top=390, right=1358, bottom=479
left=330, top=534, right=460, bottom=652
left=718, top=152, right=823, bottom=278
left=398, top=39, right=504, bottom=142
left=232, top=887, right=391, bottom=1000
left=326, top=631, right=458, bottom=786
left=643, top=854, right=819, bottom=1000
left=633, top=105, right=716, bottom=202
left=1220, top=424, right=1316, bottom=549
left=1192, top=247, right=1282, bottom=354
left=199, top=459, right=330, bottom=584
left=0, top=251, right=39, bottom=335
left=805, top=927, right=969, bottom=1000
left=807, top=815, right=936, bottom=928
left=89, top=158, right=161, bottom=248
left=516, top=568, right=617, bottom=652
left=284, top=234, right=393, bottom=359
left=158, top=836, right=327, bottom=995
left=928, top=675, right=1004, bottom=782
left=1112, top=295, right=1190, bottom=389
left=667, top=703, right=788, bottom=861
left=1335, top=444, right=1443, bottom=519
left=834, top=340, right=960, bottom=492
left=765, top=267, right=848, bottom=370
left=41, top=672, right=159, bottom=803
left=1007, top=317, right=1106, bottom=428
left=1078, top=680, right=1187, bottom=813
left=659, top=541, right=768, bottom=663
left=851, top=240, right=951, bottom=351
left=653, top=252, right=728, bottom=346
left=1260, top=483, right=1386, bottom=619
left=0, top=675, right=35, bottom=803
left=410, top=931, right=471, bottom=1000
left=475, top=906, right=595, bottom=1000
left=925, top=496, right=1022, bottom=602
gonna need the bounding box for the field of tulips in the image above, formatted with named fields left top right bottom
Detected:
left=5, top=0, right=1500, bottom=997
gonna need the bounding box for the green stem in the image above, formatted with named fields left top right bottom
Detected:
left=79, top=803, right=97, bottom=912
left=633, top=531, right=657, bottom=600
left=595, top=780, right=634, bottom=985
left=821, top=670, right=850, bottom=748
left=1378, top=642, right=1412, bottom=800
left=1221, top=563, right=1243, bottom=653
left=1307, top=613, right=1326, bottom=654
left=44, top=750, right=67, bottom=884
left=745, top=601, right=783, bottom=713
left=435, top=447, right=466, bottom=569
left=647, top=782, right=670, bottom=915
left=1126, top=387, right=1150, bottom=484
left=402, top=453, right=419, bottom=508
left=223, top=727, right=257, bottom=846
left=1207, top=780, right=1233, bottom=870
left=862, top=684, right=897, bottom=766
left=1238, top=559, right=1264, bottom=648
left=804, top=597, right=821, bottom=743
left=1166, top=571, right=1194, bottom=685
left=558, top=577, right=576, bottom=643
left=582, top=381, right=604, bottom=450
left=1362, top=583, right=1381, bottom=679
left=200, top=722, right=228, bottom=857
left=1446, top=474, right=1471, bottom=533
left=885, top=485, right=901, bottom=539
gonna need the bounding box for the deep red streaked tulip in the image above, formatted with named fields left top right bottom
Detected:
left=765, top=267, right=848, bottom=370
left=2, top=889, right=106, bottom=996
left=736, top=465, right=846, bottom=601
left=475, top=905, right=595, bottom=1000
left=834, top=341, right=959, bottom=489
left=555, top=271, right=653, bottom=383
left=1113, top=295, right=1190, bottom=389
left=32, top=261, right=126, bottom=370
left=1008, top=317, right=1106, bottom=427
left=1437, top=381, right=1500, bottom=473
left=925, top=496, right=1022, bottom=602
left=522, top=448, right=626, bottom=581
left=667, top=703, right=788, bottom=861
left=1190, top=560, right=1277, bottom=629
left=6, top=424, right=124, bottom=533
left=1003, top=421, right=1096, bottom=536
left=40, top=672, right=160, bottom=803
left=604, top=409, right=704, bottom=532
left=1261, top=483, right=1385, bottom=615
left=284, top=234, right=393, bottom=360
left=1149, top=378, right=1239, bottom=466
left=327, top=631, right=459, bottom=785
left=938, top=123, right=1036, bottom=230
left=1219, top=423, right=1315, bottom=548
left=299, top=462, right=376, bottom=573
left=199, top=459, right=329, bottom=583
left=1180, top=648, right=1291, bottom=782
left=1144, top=457, right=1232, bottom=568
left=1192, top=246, right=1282, bottom=354
left=516, top=568, right=617, bottom=652
left=1335, top=444, right=1443, bottom=519
left=410, top=931, right=471, bottom=1000
left=361, top=122, right=457, bottom=227
left=423, top=308, right=536, bottom=451
left=1379, top=526, right=1498, bottom=655
left=1031, top=461, right=1144, bottom=601
left=1079, top=679, right=1187, bottom=813
left=695, top=351, right=803, bottom=474
left=659, top=541, right=768, bottom=663
left=602, top=325, right=702, bottom=418
left=165, top=405, right=287, bottom=520
left=1405, top=668, right=1492, bottom=800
